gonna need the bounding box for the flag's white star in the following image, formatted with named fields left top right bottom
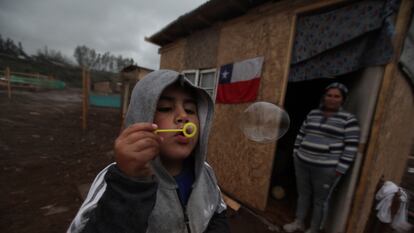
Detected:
left=222, top=70, right=229, bottom=79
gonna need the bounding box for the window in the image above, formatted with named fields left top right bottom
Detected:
left=183, top=68, right=217, bottom=99
left=182, top=70, right=199, bottom=85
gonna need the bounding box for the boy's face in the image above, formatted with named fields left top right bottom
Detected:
left=154, top=85, right=200, bottom=160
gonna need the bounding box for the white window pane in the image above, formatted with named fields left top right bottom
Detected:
left=200, top=72, right=216, bottom=88
left=184, top=73, right=196, bottom=85
left=205, top=89, right=214, bottom=97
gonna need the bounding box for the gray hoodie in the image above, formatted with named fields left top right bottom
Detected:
left=67, top=70, right=228, bottom=233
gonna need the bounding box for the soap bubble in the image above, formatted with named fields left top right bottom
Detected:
left=239, top=102, right=290, bottom=143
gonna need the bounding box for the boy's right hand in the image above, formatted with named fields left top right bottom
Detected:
left=114, top=123, right=162, bottom=178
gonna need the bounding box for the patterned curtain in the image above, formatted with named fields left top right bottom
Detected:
left=289, top=0, right=400, bottom=82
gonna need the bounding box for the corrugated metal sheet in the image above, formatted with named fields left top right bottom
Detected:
left=146, top=0, right=271, bottom=46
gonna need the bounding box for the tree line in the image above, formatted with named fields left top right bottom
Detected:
left=0, top=34, right=136, bottom=72
left=73, top=45, right=135, bottom=72
left=0, top=34, right=29, bottom=58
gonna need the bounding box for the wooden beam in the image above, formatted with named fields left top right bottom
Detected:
left=121, top=82, right=130, bottom=129
left=6, top=67, right=11, bottom=99
left=87, top=69, right=90, bottom=111
left=294, top=0, right=349, bottom=14
left=154, top=31, right=176, bottom=45
left=222, top=192, right=241, bottom=211
left=145, top=31, right=175, bottom=46
left=278, top=14, right=297, bottom=107
left=346, top=0, right=414, bottom=232
left=82, top=67, right=89, bottom=130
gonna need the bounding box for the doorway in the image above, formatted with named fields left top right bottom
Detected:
left=264, top=66, right=384, bottom=232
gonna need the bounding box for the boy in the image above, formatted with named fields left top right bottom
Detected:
left=68, top=70, right=229, bottom=233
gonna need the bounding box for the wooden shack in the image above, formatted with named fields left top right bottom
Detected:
left=119, top=65, right=153, bottom=123
left=146, top=0, right=414, bottom=232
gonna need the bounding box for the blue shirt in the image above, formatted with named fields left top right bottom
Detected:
left=174, top=159, right=194, bottom=206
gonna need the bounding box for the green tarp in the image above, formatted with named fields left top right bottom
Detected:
left=9, top=75, right=66, bottom=89
left=89, top=93, right=121, bottom=108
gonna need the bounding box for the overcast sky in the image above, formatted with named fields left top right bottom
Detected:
left=0, top=0, right=207, bottom=69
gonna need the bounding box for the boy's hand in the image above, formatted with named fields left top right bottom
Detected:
left=114, top=123, right=162, bottom=178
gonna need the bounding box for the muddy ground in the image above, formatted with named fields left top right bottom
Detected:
left=0, top=88, right=276, bottom=233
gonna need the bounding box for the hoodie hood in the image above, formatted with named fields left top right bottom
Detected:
left=124, top=69, right=214, bottom=189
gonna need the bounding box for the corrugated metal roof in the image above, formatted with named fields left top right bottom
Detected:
left=146, top=0, right=270, bottom=46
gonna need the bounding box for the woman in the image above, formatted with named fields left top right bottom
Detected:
left=283, top=82, right=360, bottom=233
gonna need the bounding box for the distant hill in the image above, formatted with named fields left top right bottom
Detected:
left=0, top=53, right=118, bottom=88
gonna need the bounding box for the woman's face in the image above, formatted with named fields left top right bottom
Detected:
left=323, top=88, right=344, bottom=111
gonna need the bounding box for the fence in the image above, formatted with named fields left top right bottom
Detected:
left=0, top=67, right=66, bottom=98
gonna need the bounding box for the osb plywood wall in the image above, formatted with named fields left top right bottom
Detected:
left=347, top=70, right=414, bottom=233
left=159, top=27, right=219, bottom=71
left=208, top=5, right=294, bottom=210
left=159, top=40, right=186, bottom=71
left=184, top=27, right=220, bottom=69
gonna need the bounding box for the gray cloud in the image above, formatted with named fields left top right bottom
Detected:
left=0, top=0, right=206, bottom=69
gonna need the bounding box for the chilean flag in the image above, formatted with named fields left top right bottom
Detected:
left=216, top=57, right=264, bottom=104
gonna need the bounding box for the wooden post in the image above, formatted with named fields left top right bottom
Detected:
left=346, top=0, right=414, bottom=232
left=121, top=81, right=130, bottom=128
left=82, top=67, right=89, bottom=130
left=5, top=67, right=11, bottom=99
left=87, top=69, right=90, bottom=111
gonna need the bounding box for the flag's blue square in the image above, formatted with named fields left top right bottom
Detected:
left=219, top=63, right=233, bottom=84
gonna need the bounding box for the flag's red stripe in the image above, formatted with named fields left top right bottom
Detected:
left=216, top=77, right=260, bottom=104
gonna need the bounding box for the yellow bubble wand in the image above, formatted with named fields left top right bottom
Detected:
left=154, top=122, right=197, bottom=138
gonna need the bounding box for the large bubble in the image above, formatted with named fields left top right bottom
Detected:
left=239, top=102, right=290, bottom=143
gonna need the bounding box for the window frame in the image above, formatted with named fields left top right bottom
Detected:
left=182, top=68, right=218, bottom=101
left=182, top=69, right=199, bottom=86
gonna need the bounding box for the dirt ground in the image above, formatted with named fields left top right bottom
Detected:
left=0, top=88, right=277, bottom=233
left=0, top=88, right=118, bottom=232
